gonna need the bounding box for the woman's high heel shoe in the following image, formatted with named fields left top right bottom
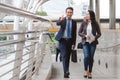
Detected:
left=84, top=75, right=87, bottom=78
left=88, top=73, right=92, bottom=79
left=83, top=71, right=88, bottom=78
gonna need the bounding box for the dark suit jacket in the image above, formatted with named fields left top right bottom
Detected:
left=55, top=18, right=77, bottom=45
left=78, top=21, right=101, bottom=45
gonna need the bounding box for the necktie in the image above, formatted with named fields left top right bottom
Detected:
left=67, top=19, right=71, bottom=38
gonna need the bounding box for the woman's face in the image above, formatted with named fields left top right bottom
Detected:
left=86, top=11, right=91, bottom=21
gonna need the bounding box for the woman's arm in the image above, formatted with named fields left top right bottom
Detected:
left=95, top=23, right=101, bottom=40
left=78, top=22, right=86, bottom=39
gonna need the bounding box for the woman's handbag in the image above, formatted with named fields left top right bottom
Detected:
left=77, top=42, right=83, bottom=49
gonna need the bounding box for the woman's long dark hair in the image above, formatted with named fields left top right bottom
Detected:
left=88, top=10, right=97, bottom=23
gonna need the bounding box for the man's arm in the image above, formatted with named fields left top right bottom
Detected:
left=56, top=16, right=64, bottom=25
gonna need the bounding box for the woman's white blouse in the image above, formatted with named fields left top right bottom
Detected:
left=86, top=22, right=95, bottom=43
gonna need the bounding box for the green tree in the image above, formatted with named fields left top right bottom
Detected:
left=36, top=11, right=48, bottom=16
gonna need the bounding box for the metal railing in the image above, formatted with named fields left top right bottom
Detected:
left=0, top=31, right=50, bottom=80
left=0, top=1, right=52, bottom=80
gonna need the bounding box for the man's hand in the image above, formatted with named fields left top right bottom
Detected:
left=72, top=45, right=75, bottom=49
left=60, top=15, right=64, bottom=20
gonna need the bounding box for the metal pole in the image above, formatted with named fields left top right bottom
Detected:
left=95, top=0, right=100, bottom=24
left=27, top=0, right=34, bottom=11
left=89, top=0, right=94, bottom=10
left=109, top=0, right=116, bottom=29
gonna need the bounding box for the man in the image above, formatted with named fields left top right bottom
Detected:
left=55, top=7, right=77, bottom=78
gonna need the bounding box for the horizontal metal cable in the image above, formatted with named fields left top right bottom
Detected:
left=0, top=58, right=36, bottom=78
left=9, top=75, right=17, bottom=80
left=22, top=57, right=33, bottom=65
left=20, top=63, right=32, bottom=73
left=0, top=58, right=18, bottom=67
left=0, top=66, right=18, bottom=77
left=20, top=63, right=37, bottom=80
left=0, top=44, right=34, bottom=57
left=21, top=64, right=31, bottom=78
left=22, top=50, right=35, bottom=58
left=0, top=40, right=25, bottom=47
left=0, top=45, right=38, bottom=67
left=22, top=52, right=30, bottom=57
left=0, top=49, right=16, bottom=57
left=20, top=62, right=36, bottom=80
left=0, top=37, right=38, bottom=47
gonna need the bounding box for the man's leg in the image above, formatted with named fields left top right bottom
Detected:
left=59, top=40, right=69, bottom=78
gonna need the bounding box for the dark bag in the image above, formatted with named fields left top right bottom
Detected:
left=77, top=42, right=83, bottom=49
left=71, top=50, right=77, bottom=62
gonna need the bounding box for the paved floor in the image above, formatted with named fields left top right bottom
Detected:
left=50, top=50, right=120, bottom=80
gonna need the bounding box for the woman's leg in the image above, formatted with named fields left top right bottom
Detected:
left=89, top=44, right=96, bottom=73
left=83, top=42, right=90, bottom=72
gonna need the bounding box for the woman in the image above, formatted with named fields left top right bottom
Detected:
left=78, top=10, right=101, bottom=79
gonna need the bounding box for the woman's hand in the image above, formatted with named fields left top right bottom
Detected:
left=85, top=35, right=90, bottom=40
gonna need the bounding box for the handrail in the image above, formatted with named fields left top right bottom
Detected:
left=0, top=3, right=49, bottom=21
left=0, top=30, right=40, bottom=35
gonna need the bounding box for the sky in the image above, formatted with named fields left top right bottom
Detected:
left=41, top=0, right=120, bottom=19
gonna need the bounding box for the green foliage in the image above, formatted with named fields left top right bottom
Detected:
left=36, top=11, right=48, bottom=16
left=0, top=36, right=7, bottom=40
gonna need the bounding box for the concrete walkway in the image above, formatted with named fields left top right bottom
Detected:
left=50, top=50, right=120, bottom=80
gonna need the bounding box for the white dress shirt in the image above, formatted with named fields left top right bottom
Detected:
left=62, top=19, right=72, bottom=38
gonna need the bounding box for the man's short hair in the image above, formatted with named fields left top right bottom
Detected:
left=66, top=7, right=73, bottom=12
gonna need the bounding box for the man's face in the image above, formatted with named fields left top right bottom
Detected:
left=66, top=9, right=73, bottom=19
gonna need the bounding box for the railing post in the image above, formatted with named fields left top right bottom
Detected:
left=34, top=32, right=42, bottom=75
left=34, top=32, right=47, bottom=76
left=12, top=33, right=25, bottom=80
left=25, top=42, right=36, bottom=80
left=12, top=1, right=24, bottom=80
left=26, top=21, right=36, bottom=80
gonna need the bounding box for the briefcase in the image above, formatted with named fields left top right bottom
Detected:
left=71, top=50, right=77, bottom=62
